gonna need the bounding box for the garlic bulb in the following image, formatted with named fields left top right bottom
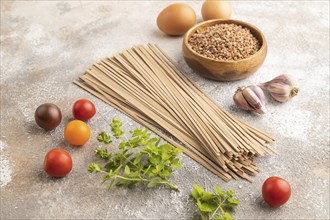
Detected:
left=233, top=85, right=267, bottom=114
left=259, top=74, right=299, bottom=103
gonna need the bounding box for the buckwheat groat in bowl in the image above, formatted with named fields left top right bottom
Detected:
left=183, top=19, right=267, bottom=81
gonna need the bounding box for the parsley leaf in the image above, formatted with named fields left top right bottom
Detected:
left=110, top=118, right=124, bottom=139
left=191, top=184, right=240, bottom=220
left=95, top=147, right=111, bottom=160
left=88, top=118, right=182, bottom=191
left=97, top=131, right=112, bottom=144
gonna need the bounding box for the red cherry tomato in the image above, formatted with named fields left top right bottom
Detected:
left=72, top=99, right=96, bottom=121
left=262, top=176, right=291, bottom=207
left=44, top=148, right=73, bottom=177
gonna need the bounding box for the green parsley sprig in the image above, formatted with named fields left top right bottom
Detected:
left=191, top=184, right=240, bottom=220
left=88, top=118, right=183, bottom=191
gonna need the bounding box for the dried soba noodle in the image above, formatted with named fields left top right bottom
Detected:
left=74, top=44, right=275, bottom=182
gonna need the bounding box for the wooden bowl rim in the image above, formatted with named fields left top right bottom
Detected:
left=183, top=19, right=267, bottom=63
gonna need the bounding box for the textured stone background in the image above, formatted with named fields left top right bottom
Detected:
left=1, top=1, right=329, bottom=219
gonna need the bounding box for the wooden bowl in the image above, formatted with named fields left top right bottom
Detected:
left=183, top=19, right=267, bottom=81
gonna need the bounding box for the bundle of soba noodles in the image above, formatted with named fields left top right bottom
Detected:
left=74, top=44, right=275, bottom=182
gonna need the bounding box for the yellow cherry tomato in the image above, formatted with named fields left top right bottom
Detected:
left=64, top=120, right=90, bottom=146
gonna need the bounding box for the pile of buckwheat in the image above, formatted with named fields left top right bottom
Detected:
left=188, top=23, right=261, bottom=61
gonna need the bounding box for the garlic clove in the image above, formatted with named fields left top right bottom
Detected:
left=233, top=86, right=266, bottom=114
left=242, top=86, right=267, bottom=114
left=233, top=87, right=254, bottom=111
left=259, top=74, right=299, bottom=103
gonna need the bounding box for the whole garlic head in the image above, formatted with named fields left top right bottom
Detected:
left=259, top=74, right=299, bottom=103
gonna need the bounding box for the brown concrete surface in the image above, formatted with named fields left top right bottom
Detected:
left=1, top=1, right=329, bottom=219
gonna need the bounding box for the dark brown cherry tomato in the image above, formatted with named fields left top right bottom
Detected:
left=262, top=176, right=291, bottom=207
left=72, top=99, right=96, bottom=121
left=35, top=103, right=62, bottom=131
left=44, top=148, right=72, bottom=177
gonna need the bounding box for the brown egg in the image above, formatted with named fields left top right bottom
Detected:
left=157, top=3, right=196, bottom=36
left=201, top=0, right=232, bottom=21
